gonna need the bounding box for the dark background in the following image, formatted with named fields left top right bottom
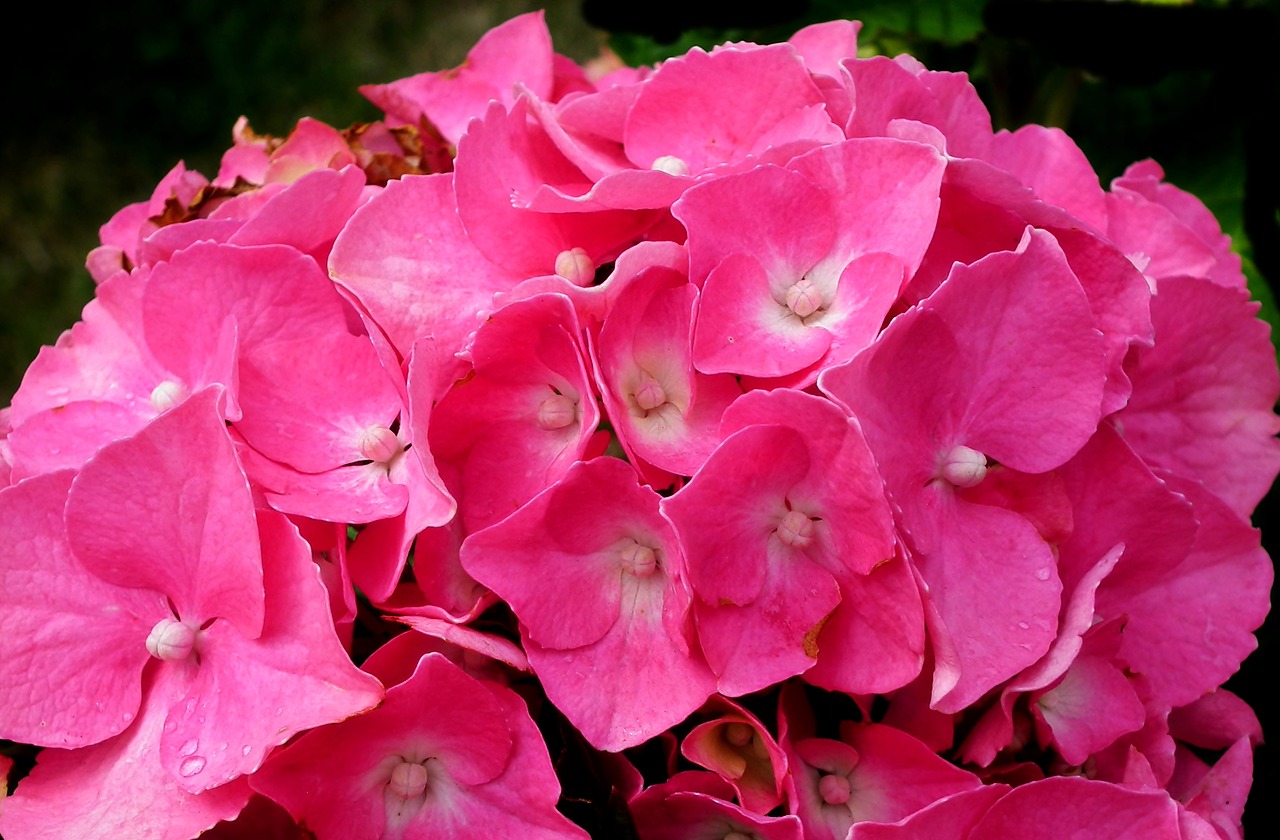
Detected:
left=1, top=0, right=1275, bottom=833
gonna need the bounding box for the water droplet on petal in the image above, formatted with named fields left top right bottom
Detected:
left=178, top=756, right=207, bottom=778
left=179, top=739, right=199, bottom=757
left=1035, top=567, right=1052, bottom=581
left=1017, top=621, right=1030, bottom=630
left=241, top=745, right=252, bottom=757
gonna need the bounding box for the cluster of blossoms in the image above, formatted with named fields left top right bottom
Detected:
left=1, top=12, right=1275, bottom=840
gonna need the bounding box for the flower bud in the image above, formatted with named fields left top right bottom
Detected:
left=633, top=376, right=667, bottom=412
left=939, top=444, right=988, bottom=488
left=650, top=155, right=690, bottom=176
left=145, top=617, right=197, bottom=661
left=358, top=425, right=401, bottom=464
left=818, top=773, right=852, bottom=805
left=149, top=380, right=189, bottom=413
left=536, top=394, right=577, bottom=430
left=776, top=509, right=816, bottom=549
left=388, top=760, right=430, bottom=799
left=554, top=248, right=595, bottom=286
left=785, top=279, right=823, bottom=318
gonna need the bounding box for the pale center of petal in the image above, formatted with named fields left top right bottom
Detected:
left=784, top=279, right=823, bottom=318
left=620, top=540, right=659, bottom=577
left=554, top=247, right=595, bottom=286
left=650, top=155, right=690, bottom=176
left=145, top=617, right=197, bottom=661
left=776, top=509, right=816, bottom=549
left=536, top=393, right=578, bottom=430
left=149, top=380, right=189, bottom=413
left=819, top=773, right=852, bottom=805
left=939, top=444, right=988, bottom=488
left=388, top=760, right=430, bottom=799
left=359, top=425, right=402, bottom=464
left=633, top=376, right=668, bottom=412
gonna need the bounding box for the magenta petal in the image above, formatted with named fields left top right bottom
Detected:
left=0, top=471, right=161, bottom=747
left=1117, top=276, right=1280, bottom=516
left=0, top=664, right=252, bottom=840
left=914, top=491, right=1062, bottom=713
left=251, top=653, right=585, bottom=840
left=462, top=456, right=672, bottom=650
left=968, top=777, right=1181, bottom=839
left=66, top=388, right=265, bottom=638
left=328, top=173, right=521, bottom=359
left=624, top=43, right=840, bottom=174
left=694, top=252, right=833, bottom=376
left=157, top=510, right=382, bottom=793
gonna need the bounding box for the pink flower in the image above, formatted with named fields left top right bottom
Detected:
left=250, top=652, right=587, bottom=840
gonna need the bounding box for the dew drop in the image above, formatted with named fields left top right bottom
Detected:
left=1035, top=567, right=1052, bottom=581
left=274, top=707, right=284, bottom=717
left=178, top=756, right=207, bottom=778
left=241, top=745, right=252, bottom=757
left=122, top=711, right=134, bottom=723
left=179, top=738, right=199, bottom=757
left=1017, top=621, right=1030, bottom=630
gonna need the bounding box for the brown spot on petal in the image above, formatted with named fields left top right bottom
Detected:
left=803, top=614, right=829, bottom=659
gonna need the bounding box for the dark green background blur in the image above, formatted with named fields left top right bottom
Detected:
left=1, top=0, right=1276, bottom=832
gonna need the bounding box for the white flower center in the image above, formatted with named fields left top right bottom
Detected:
left=620, top=540, right=658, bottom=577
left=939, top=444, right=988, bottom=488
left=776, top=509, right=816, bottom=549
left=149, top=380, right=189, bottom=413
left=819, top=773, right=852, bottom=805
left=784, top=279, right=823, bottom=318
left=145, top=617, right=197, bottom=661
left=633, top=376, right=668, bottom=412
left=388, top=760, right=430, bottom=799
left=536, top=393, right=577, bottom=430
left=554, top=247, right=595, bottom=286
left=358, top=425, right=401, bottom=464
left=650, top=155, right=690, bottom=176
